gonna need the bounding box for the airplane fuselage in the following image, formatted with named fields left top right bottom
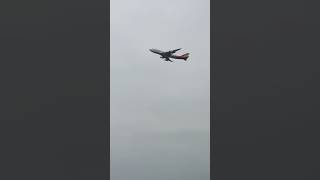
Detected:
left=149, top=49, right=170, bottom=57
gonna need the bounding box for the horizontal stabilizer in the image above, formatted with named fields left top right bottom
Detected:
left=181, top=53, right=190, bottom=60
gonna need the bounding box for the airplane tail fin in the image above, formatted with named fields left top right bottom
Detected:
left=181, top=53, right=190, bottom=61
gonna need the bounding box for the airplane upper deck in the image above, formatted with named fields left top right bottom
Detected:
left=149, top=49, right=163, bottom=53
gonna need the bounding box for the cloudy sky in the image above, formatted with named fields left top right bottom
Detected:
left=110, top=0, right=210, bottom=179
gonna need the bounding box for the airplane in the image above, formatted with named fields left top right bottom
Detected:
left=149, top=48, right=190, bottom=62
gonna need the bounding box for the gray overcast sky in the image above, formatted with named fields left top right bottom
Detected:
left=111, top=0, right=210, bottom=179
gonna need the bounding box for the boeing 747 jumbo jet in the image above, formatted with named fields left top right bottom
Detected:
left=149, top=48, right=190, bottom=62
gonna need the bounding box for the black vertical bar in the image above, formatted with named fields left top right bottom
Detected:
left=213, top=0, right=320, bottom=179
left=0, top=0, right=109, bottom=179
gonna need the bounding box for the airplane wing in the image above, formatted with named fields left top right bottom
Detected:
left=165, top=57, right=173, bottom=62
left=169, top=48, right=181, bottom=54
